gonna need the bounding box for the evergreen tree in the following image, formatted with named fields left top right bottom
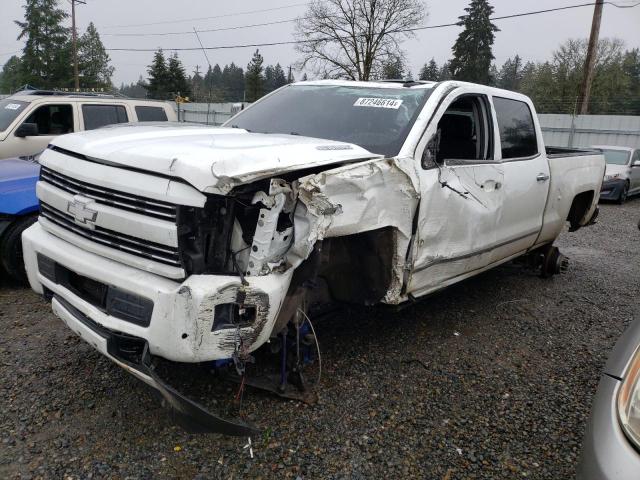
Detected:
left=167, top=52, right=191, bottom=97
left=449, top=0, right=499, bottom=84
left=438, top=61, right=452, bottom=81
left=622, top=49, right=640, bottom=114
left=496, top=55, right=522, bottom=90
left=222, top=63, right=245, bottom=101
left=145, top=49, right=170, bottom=99
left=119, top=76, right=148, bottom=98
left=0, top=56, right=23, bottom=93
left=287, top=66, right=295, bottom=84
left=15, top=0, right=71, bottom=88
left=302, top=73, right=309, bottom=81
left=245, top=49, right=264, bottom=102
left=273, top=64, right=288, bottom=89
left=202, top=64, right=225, bottom=101
left=264, top=65, right=275, bottom=93
left=78, top=22, right=114, bottom=90
left=381, top=56, right=405, bottom=79
left=418, top=59, right=439, bottom=81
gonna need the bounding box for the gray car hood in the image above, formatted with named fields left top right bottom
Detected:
left=50, top=123, right=381, bottom=194
left=605, top=163, right=630, bottom=178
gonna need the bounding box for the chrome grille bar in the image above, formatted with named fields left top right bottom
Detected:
left=40, top=202, right=181, bottom=267
left=40, top=166, right=177, bottom=221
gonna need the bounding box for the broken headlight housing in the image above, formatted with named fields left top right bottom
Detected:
left=618, top=346, right=640, bottom=449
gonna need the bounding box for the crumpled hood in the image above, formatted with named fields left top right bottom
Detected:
left=48, top=123, right=381, bottom=194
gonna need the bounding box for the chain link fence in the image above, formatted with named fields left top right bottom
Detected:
left=174, top=102, right=250, bottom=126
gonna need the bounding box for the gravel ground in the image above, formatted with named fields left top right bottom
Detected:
left=1, top=199, right=639, bottom=479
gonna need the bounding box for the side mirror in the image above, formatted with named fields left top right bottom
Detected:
left=15, top=122, right=39, bottom=137
left=633, top=160, right=640, bottom=167
left=421, top=130, right=441, bottom=169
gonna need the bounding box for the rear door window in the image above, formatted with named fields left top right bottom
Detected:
left=493, top=97, right=538, bottom=159
left=82, top=104, right=128, bottom=130
left=23, top=104, right=74, bottom=135
left=135, top=106, right=168, bottom=121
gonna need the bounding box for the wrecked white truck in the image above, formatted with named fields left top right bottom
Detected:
left=22, top=80, right=604, bottom=435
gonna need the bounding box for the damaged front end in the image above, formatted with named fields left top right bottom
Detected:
left=161, top=156, right=420, bottom=433
left=32, top=151, right=421, bottom=437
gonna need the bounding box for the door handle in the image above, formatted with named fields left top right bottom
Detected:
left=536, top=173, right=550, bottom=182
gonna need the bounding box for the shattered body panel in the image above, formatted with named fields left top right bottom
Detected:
left=292, top=157, right=419, bottom=303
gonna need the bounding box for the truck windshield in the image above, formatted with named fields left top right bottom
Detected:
left=0, top=99, right=30, bottom=132
left=228, top=84, right=433, bottom=157
left=601, top=149, right=630, bottom=165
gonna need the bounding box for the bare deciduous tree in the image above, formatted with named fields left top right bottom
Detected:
left=294, top=0, right=426, bottom=81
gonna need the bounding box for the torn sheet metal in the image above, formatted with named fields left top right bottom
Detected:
left=289, top=157, right=420, bottom=303
left=247, top=179, right=294, bottom=276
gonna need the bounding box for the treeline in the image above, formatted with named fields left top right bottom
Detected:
left=118, top=49, right=295, bottom=102
left=414, top=39, right=640, bottom=115
left=0, top=0, right=113, bottom=92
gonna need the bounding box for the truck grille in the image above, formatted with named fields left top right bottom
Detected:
left=40, top=202, right=181, bottom=267
left=40, top=166, right=177, bottom=221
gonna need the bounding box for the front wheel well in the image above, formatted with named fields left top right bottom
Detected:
left=567, top=190, right=595, bottom=232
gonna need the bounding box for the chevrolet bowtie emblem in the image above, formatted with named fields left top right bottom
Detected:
left=67, top=196, right=98, bottom=226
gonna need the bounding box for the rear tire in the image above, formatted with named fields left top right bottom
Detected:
left=0, top=214, right=38, bottom=285
left=617, top=181, right=629, bottom=204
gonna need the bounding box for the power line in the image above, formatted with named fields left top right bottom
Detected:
left=104, top=1, right=639, bottom=52
left=103, top=18, right=298, bottom=37
left=101, top=2, right=309, bottom=30
left=100, top=1, right=639, bottom=39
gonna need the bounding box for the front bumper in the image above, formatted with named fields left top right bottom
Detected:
left=51, top=294, right=258, bottom=435
left=577, top=375, right=640, bottom=479
left=599, top=179, right=626, bottom=201
left=23, top=222, right=293, bottom=363
left=23, top=222, right=297, bottom=435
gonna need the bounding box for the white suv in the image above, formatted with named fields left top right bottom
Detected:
left=0, top=90, right=177, bottom=159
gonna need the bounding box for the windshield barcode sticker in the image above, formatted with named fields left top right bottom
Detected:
left=353, top=97, right=403, bottom=109
left=4, top=103, right=22, bottom=110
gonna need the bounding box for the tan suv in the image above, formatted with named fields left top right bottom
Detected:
left=0, top=89, right=177, bottom=159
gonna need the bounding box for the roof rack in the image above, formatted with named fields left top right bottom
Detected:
left=12, top=88, right=129, bottom=99
left=376, top=79, right=435, bottom=87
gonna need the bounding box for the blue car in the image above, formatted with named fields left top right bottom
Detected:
left=0, top=158, right=39, bottom=283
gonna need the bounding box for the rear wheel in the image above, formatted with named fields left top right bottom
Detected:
left=0, top=214, right=38, bottom=285
left=617, top=181, right=630, bottom=204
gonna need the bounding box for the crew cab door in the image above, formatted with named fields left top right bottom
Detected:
left=408, top=89, right=506, bottom=297
left=488, top=96, right=549, bottom=260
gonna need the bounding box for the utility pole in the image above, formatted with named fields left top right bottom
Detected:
left=193, top=65, right=201, bottom=101
left=577, top=0, right=604, bottom=115
left=71, top=0, right=86, bottom=91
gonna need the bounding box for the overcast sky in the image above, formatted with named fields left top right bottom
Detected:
left=1, top=0, right=639, bottom=86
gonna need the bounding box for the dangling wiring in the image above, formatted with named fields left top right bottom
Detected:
left=297, top=308, right=322, bottom=386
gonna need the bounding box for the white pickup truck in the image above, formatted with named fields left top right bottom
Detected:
left=22, top=80, right=604, bottom=435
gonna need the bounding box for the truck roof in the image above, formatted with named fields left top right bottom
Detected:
left=7, top=90, right=171, bottom=105
left=291, top=79, right=534, bottom=103
left=296, top=79, right=437, bottom=89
